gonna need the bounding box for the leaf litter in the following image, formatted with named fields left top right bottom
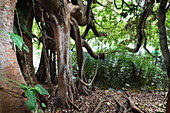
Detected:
left=45, top=88, right=166, bottom=113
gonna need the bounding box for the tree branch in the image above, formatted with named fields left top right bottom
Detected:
left=86, top=0, right=92, bottom=24
left=166, top=2, right=170, bottom=12
left=81, top=24, right=90, bottom=39
left=82, top=39, right=106, bottom=60
left=144, top=36, right=162, bottom=58
left=126, top=0, right=155, bottom=53
left=92, top=15, right=114, bottom=30
left=158, top=0, right=170, bottom=71
left=114, top=0, right=124, bottom=9
left=114, top=98, right=127, bottom=113
left=90, top=21, right=107, bottom=37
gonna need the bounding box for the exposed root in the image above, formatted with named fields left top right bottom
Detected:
left=78, top=85, right=91, bottom=96
left=114, top=98, right=127, bottom=113
left=93, top=99, right=105, bottom=113
left=125, top=92, right=145, bottom=113
left=114, top=92, right=146, bottom=113
left=67, top=97, right=79, bottom=111
left=52, top=97, right=79, bottom=113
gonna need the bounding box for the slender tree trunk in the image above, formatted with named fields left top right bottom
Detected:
left=158, top=0, right=170, bottom=112
left=36, top=49, right=48, bottom=83
left=70, top=17, right=90, bottom=96
left=0, top=0, right=31, bottom=112
left=15, top=0, right=37, bottom=84
left=42, top=36, right=53, bottom=90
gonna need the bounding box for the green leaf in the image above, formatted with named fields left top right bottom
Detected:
left=23, top=44, right=29, bottom=52
left=22, top=72, right=31, bottom=83
left=9, top=33, right=29, bottom=52
left=106, top=102, right=111, bottom=106
left=10, top=33, right=23, bottom=50
left=21, top=25, right=34, bottom=39
left=20, top=83, right=28, bottom=91
left=141, top=106, right=144, bottom=108
left=35, top=87, right=41, bottom=94
left=41, top=102, right=46, bottom=108
left=25, top=89, right=37, bottom=110
left=32, top=0, right=36, bottom=6
left=13, top=25, right=18, bottom=34
left=35, top=84, right=49, bottom=95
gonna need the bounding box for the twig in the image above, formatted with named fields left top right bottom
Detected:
left=114, top=0, right=124, bottom=9
left=92, top=17, right=114, bottom=29
left=71, top=44, right=75, bottom=51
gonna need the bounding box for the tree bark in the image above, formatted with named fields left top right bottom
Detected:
left=158, top=0, right=170, bottom=112
left=36, top=51, right=46, bottom=83
left=52, top=15, right=77, bottom=107
left=37, top=0, right=78, bottom=108
left=0, top=0, right=31, bottom=112
left=70, top=17, right=92, bottom=96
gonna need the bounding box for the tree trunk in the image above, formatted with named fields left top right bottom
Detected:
left=35, top=29, right=57, bottom=85
left=158, top=0, right=170, bottom=112
left=37, top=0, right=78, bottom=108
left=52, top=15, right=77, bottom=108
left=0, top=0, right=31, bottom=112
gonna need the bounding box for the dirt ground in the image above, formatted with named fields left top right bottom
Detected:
left=45, top=88, right=166, bottom=113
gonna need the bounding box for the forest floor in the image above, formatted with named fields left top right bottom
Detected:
left=45, top=87, right=166, bottom=113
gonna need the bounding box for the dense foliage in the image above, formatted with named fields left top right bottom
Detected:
left=85, top=52, right=168, bottom=90
left=71, top=48, right=168, bottom=91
